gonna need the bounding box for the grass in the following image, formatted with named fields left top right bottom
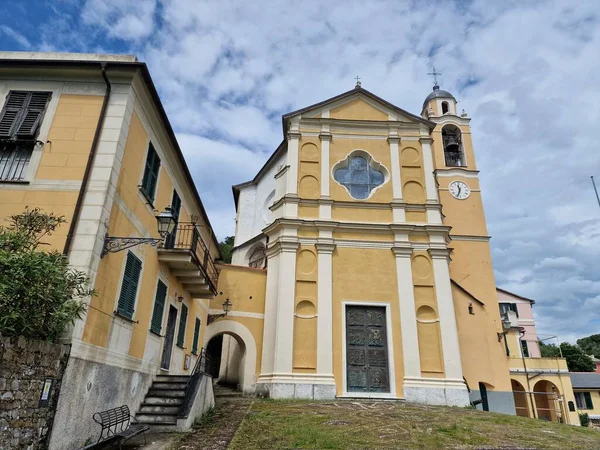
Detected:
left=228, top=399, right=600, bottom=450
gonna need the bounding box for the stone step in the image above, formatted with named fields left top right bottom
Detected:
left=136, top=413, right=178, bottom=424
left=139, top=422, right=180, bottom=433
left=147, top=389, right=186, bottom=398
left=151, top=382, right=188, bottom=390
left=143, top=396, right=183, bottom=406
left=139, top=404, right=181, bottom=414
left=155, top=374, right=190, bottom=382
left=215, top=391, right=243, bottom=397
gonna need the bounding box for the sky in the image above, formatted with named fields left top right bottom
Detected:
left=1, top=0, right=599, bottom=343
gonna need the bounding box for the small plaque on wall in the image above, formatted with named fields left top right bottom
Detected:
left=184, top=355, right=191, bottom=370
left=38, top=379, right=53, bottom=408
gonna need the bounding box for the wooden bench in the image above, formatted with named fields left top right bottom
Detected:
left=86, top=405, right=149, bottom=449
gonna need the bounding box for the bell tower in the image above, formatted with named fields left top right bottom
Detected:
left=423, top=81, right=515, bottom=410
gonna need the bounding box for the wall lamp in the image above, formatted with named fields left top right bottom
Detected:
left=101, top=207, right=176, bottom=257
left=207, top=298, right=232, bottom=324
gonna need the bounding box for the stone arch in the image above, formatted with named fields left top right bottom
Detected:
left=511, top=379, right=531, bottom=418
left=204, top=320, right=258, bottom=394
left=246, top=241, right=267, bottom=269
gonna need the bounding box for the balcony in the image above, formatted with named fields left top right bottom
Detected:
left=509, top=357, right=568, bottom=373
left=158, top=223, right=219, bottom=298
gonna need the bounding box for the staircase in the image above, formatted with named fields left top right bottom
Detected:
left=213, top=384, right=244, bottom=406
left=136, top=374, right=190, bottom=431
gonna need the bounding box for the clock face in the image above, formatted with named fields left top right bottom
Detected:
left=449, top=180, right=471, bottom=200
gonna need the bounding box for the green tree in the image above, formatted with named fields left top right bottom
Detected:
left=218, top=236, right=234, bottom=263
left=0, top=208, right=92, bottom=342
left=539, top=341, right=595, bottom=372
left=577, top=334, right=600, bottom=358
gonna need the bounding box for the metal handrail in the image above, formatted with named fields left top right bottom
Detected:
left=160, top=222, right=219, bottom=291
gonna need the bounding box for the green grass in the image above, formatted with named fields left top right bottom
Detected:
left=229, top=399, right=600, bottom=450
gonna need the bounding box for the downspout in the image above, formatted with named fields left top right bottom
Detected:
left=63, top=63, right=111, bottom=256
left=520, top=330, right=537, bottom=419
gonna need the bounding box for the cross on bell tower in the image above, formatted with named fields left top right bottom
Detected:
left=354, top=75, right=361, bottom=88
left=427, top=67, right=442, bottom=88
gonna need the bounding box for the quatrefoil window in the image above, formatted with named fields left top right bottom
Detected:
left=333, top=151, right=387, bottom=200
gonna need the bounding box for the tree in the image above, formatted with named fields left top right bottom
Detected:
left=0, top=208, right=92, bottom=342
left=577, top=334, right=600, bottom=359
left=218, top=236, right=234, bottom=263
left=539, top=341, right=595, bottom=372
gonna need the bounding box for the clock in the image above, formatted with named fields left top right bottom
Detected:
left=449, top=180, right=471, bottom=200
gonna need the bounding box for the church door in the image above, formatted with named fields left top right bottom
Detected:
left=346, top=305, right=390, bottom=393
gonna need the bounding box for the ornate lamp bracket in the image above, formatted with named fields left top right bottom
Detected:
left=101, top=234, right=163, bottom=258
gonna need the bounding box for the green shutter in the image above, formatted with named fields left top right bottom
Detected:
left=584, top=392, right=594, bottom=410
left=176, top=303, right=188, bottom=348
left=141, top=144, right=160, bottom=201
left=192, top=318, right=201, bottom=355
left=117, top=252, right=142, bottom=319
left=150, top=280, right=168, bottom=334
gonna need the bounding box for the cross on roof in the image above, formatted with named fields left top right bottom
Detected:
left=355, top=75, right=361, bottom=88
left=427, top=67, right=442, bottom=86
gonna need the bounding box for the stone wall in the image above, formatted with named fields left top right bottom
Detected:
left=0, top=336, right=70, bottom=450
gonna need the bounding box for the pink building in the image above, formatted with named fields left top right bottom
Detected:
left=496, top=288, right=541, bottom=358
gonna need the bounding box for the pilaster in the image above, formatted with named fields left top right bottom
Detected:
left=316, top=242, right=335, bottom=377
left=286, top=129, right=300, bottom=195
left=419, top=137, right=439, bottom=202
left=388, top=134, right=403, bottom=200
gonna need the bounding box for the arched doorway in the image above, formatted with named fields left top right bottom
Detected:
left=533, top=380, right=563, bottom=422
left=511, top=379, right=531, bottom=418
left=203, top=320, right=257, bottom=394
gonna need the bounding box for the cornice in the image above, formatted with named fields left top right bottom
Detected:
left=434, top=168, right=480, bottom=179
left=315, top=242, right=336, bottom=254
left=419, top=137, right=433, bottom=144
left=319, top=132, right=332, bottom=141
left=428, top=248, right=451, bottom=260
left=391, top=246, right=413, bottom=257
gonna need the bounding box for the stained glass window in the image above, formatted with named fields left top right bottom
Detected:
left=334, top=155, right=384, bottom=199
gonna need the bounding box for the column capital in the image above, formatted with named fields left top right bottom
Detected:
left=267, top=239, right=299, bottom=256
left=387, top=136, right=400, bottom=144
left=316, top=242, right=336, bottom=254
left=428, top=248, right=451, bottom=260
left=391, top=246, right=413, bottom=258
left=419, top=137, right=433, bottom=144
left=319, top=132, right=332, bottom=141
left=287, top=130, right=301, bottom=140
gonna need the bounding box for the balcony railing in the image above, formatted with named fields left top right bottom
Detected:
left=159, top=222, right=219, bottom=292
left=0, top=141, right=34, bottom=181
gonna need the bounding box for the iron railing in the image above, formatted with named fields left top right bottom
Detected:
left=179, top=347, right=214, bottom=419
left=0, top=141, right=35, bottom=181
left=160, top=222, right=219, bottom=291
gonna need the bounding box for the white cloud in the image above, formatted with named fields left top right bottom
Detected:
left=81, top=0, right=157, bottom=40
left=0, top=25, right=31, bottom=48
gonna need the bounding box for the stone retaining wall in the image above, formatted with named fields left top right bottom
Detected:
left=0, top=336, right=70, bottom=450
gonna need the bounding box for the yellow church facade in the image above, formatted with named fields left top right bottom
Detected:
left=217, top=81, right=517, bottom=412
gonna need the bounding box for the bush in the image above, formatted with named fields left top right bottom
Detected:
left=0, top=208, right=93, bottom=342
left=579, top=413, right=590, bottom=427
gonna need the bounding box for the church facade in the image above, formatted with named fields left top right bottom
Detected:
left=215, top=82, right=516, bottom=413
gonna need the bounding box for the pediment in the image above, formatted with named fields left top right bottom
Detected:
left=284, top=88, right=434, bottom=127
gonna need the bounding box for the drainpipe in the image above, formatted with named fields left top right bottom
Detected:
left=519, top=329, right=537, bottom=419
left=63, top=63, right=112, bottom=256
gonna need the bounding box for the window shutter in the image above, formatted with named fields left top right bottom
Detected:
left=584, top=392, right=594, bottom=409
left=0, top=92, right=28, bottom=138
left=171, top=190, right=181, bottom=222
left=150, top=280, right=168, bottom=334
left=117, top=252, right=142, bottom=319
left=176, top=303, right=188, bottom=347
left=141, top=144, right=161, bottom=201
left=192, top=318, right=201, bottom=354
left=16, top=92, right=51, bottom=138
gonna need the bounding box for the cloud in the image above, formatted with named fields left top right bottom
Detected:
left=9, top=0, right=600, bottom=342
left=0, top=25, right=31, bottom=48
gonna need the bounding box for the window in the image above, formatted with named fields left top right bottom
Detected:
left=441, top=101, right=449, bottom=114
left=164, top=190, right=181, bottom=249
left=441, top=125, right=465, bottom=167
left=249, top=245, right=266, bottom=268
left=520, top=339, right=530, bottom=358
left=150, top=280, right=168, bottom=334
left=140, top=143, right=161, bottom=202
left=333, top=155, right=385, bottom=200
left=575, top=392, right=594, bottom=410
left=499, top=303, right=519, bottom=318
left=117, top=252, right=142, bottom=319
left=0, top=91, right=52, bottom=182
left=176, top=303, right=188, bottom=348
left=192, top=318, right=201, bottom=355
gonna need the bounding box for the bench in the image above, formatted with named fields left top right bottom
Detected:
left=87, top=405, right=149, bottom=449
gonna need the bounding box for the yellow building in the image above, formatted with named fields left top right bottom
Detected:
left=571, top=373, right=600, bottom=427
left=212, top=80, right=518, bottom=411
left=0, top=53, right=220, bottom=449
